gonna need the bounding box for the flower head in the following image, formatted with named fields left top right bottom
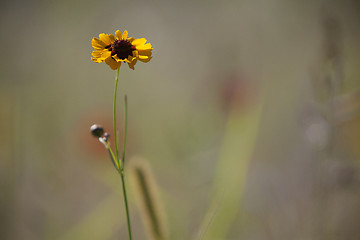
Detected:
left=91, top=30, right=153, bottom=70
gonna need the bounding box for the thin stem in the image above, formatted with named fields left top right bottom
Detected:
left=107, top=145, right=120, bottom=172
left=120, top=172, right=132, bottom=240
left=113, top=69, right=132, bottom=240
left=107, top=147, right=119, bottom=170
left=114, top=68, right=121, bottom=169
left=122, top=95, right=128, bottom=167
left=99, top=137, right=120, bottom=171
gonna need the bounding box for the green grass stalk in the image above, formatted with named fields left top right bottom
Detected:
left=130, top=157, right=168, bottom=240
left=113, top=69, right=132, bottom=240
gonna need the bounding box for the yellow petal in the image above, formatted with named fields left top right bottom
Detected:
left=91, top=38, right=106, bottom=50
left=127, top=58, right=137, bottom=70
left=109, top=34, right=116, bottom=42
left=122, top=30, right=128, bottom=39
left=138, top=49, right=152, bottom=57
left=131, top=38, right=147, bottom=46
left=112, top=55, right=121, bottom=62
left=92, top=50, right=111, bottom=61
left=101, top=51, right=111, bottom=59
left=105, top=57, right=121, bottom=70
left=92, top=50, right=103, bottom=58
left=127, top=37, right=135, bottom=43
left=91, top=57, right=103, bottom=63
left=127, top=55, right=137, bottom=62
left=132, top=50, right=139, bottom=58
left=99, top=34, right=112, bottom=45
left=115, top=30, right=122, bottom=39
left=139, top=56, right=152, bottom=63
left=136, top=43, right=153, bottom=50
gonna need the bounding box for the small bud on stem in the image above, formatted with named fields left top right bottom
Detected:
left=90, top=124, right=104, bottom=138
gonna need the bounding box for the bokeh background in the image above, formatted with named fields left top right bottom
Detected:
left=1, top=0, right=360, bottom=239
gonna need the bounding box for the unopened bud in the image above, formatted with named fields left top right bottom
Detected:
left=90, top=124, right=104, bottom=138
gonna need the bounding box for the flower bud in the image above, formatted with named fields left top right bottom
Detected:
left=90, top=124, right=104, bottom=138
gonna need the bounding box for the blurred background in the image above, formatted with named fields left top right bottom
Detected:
left=1, top=0, right=360, bottom=239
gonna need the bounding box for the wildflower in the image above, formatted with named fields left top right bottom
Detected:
left=91, top=30, right=153, bottom=70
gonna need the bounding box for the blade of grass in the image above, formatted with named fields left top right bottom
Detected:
left=199, top=102, right=263, bottom=240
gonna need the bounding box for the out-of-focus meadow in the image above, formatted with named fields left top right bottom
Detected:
left=1, top=0, right=360, bottom=239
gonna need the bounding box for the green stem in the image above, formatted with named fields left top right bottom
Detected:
left=122, top=95, right=128, bottom=167
left=113, top=69, right=132, bottom=240
left=120, top=171, right=132, bottom=240
left=105, top=141, right=120, bottom=172
left=114, top=68, right=121, bottom=169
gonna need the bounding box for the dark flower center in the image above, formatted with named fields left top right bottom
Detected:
left=106, top=40, right=135, bottom=60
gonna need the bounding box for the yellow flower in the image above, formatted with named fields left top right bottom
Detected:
left=91, top=30, right=153, bottom=70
